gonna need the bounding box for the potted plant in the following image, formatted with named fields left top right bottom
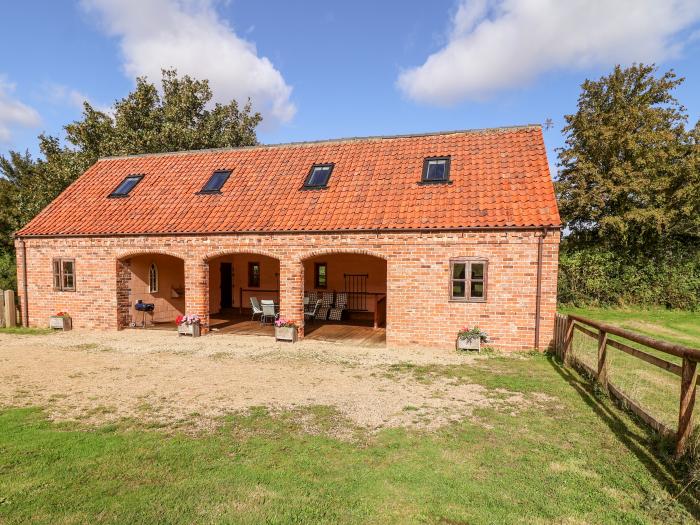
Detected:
left=275, top=318, right=298, bottom=343
left=49, top=311, right=72, bottom=331
left=456, top=326, right=489, bottom=352
left=176, top=314, right=201, bottom=337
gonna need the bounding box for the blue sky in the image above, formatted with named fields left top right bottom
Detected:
left=2, top=0, right=700, bottom=175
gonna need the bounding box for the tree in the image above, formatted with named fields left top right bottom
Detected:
left=669, top=120, right=700, bottom=239
left=64, top=69, right=261, bottom=159
left=0, top=69, right=263, bottom=279
left=1, top=69, right=262, bottom=221
left=556, top=64, right=697, bottom=251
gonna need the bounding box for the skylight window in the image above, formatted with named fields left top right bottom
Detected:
left=108, top=175, right=143, bottom=198
left=303, top=163, right=334, bottom=188
left=199, top=170, right=231, bottom=194
left=422, top=157, right=451, bottom=183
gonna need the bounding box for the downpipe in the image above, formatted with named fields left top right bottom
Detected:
left=534, top=228, right=548, bottom=350
left=20, top=237, right=29, bottom=327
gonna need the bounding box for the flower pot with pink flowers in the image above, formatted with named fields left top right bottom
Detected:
left=176, top=314, right=201, bottom=337
left=456, top=326, right=489, bottom=352
left=274, top=318, right=298, bottom=343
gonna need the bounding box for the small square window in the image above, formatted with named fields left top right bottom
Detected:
left=109, top=175, right=143, bottom=198
left=303, top=164, right=334, bottom=188
left=199, top=170, right=231, bottom=194
left=422, top=157, right=451, bottom=183
left=450, top=259, right=487, bottom=302
left=52, top=258, right=75, bottom=291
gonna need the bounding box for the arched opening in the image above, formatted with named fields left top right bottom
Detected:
left=206, top=252, right=281, bottom=336
left=116, top=253, right=185, bottom=329
left=301, top=252, right=387, bottom=346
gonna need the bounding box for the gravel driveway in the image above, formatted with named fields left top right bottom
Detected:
left=0, top=330, right=547, bottom=433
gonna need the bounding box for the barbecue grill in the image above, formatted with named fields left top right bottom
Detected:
left=134, top=300, right=155, bottom=328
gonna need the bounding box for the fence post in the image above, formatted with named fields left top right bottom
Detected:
left=597, top=330, right=608, bottom=390
left=0, top=291, right=5, bottom=328
left=563, top=316, right=574, bottom=366
left=676, top=357, right=698, bottom=458
left=3, top=290, right=16, bottom=328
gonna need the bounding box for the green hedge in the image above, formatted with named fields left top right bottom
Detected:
left=558, top=247, right=700, bottom=310
left=0, top=252, right=16, bottom=292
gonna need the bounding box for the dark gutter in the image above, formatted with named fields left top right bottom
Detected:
left=14, top=225, right=563, bottom=239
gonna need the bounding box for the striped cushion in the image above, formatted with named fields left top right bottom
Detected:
left=307, top=292, right=318, bottom=305
left=320, top=292, right=334, bottom=307
left=315, top=307, right=329, bottom=320
left=328, top=308, right=343, bottom=321
left=335, top=292, right=348, bottom=309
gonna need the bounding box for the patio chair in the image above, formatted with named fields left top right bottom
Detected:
left=305, top=299, right=322, bottom=322
left=250, top=297, right=263, bottom=321
left=307, top=291, right=319, bottom=307
left=328, top=292, right=348, bottom=321
left=315, top=291, right=334, bottom=320
left=260, top=299, right=279, bottom=325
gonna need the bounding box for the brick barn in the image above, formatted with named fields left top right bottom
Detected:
left=14, top=125, right=561, bottom=351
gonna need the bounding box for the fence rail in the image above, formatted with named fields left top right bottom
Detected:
left=553, top=313, right=700, bottom=457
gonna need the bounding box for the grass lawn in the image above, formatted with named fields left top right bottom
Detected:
left=558, top=307, right=700, bottom=433
left=0, top=326, right=53, bottom=335
left=1, top=353, right=699, bottom=524
left=559, top=306, right=700, bottom=349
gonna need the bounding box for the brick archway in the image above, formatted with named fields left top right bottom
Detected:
left=297, top=249, right=388, bottom=342
left=116, top=251, right=186, bottom=329
left=295, top=248, right=388, bottom=264
left=117, top=249, right=186, bottom=261
left=202, top=250, right=285, bottom=333
left=203, top=248, right=283, bottom=263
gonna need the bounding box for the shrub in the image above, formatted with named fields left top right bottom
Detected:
left=558, top=246, right=700, bottom=310
left=0, top=252, right=16, bottom=291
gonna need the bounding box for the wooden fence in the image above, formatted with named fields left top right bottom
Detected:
left=553, top=313, right=700, bottom=457
left=0, top=290, right=19, bottom=328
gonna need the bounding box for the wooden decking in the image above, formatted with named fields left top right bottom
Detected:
left=210, top=312, right=386, bottom=347
left=141, top=312, right=385, bottom=347
left=209, top=314, right=274, bottom=337
left=304, top=320, right=386, bottom=347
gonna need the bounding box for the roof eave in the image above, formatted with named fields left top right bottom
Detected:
left=15, top=224, right=563, bottom=239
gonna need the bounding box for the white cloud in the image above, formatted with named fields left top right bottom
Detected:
left=0, top=76, right=41, bottom=143
left=398, top=0, right=700, bottom=105
left=44, top=83, right=112, bottom=115
left=45, top=84, right=92, bottom=110
left=81, top=0, right=296, bottom=125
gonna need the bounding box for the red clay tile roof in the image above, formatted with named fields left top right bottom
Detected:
left=17, top=125, right=560, bottom=236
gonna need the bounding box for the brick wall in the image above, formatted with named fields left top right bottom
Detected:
left=15, top=229, right=560, bottom=351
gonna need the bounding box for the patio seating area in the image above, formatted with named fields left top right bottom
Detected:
left=121, top=251, right=387, bottom=347
left=208, top=310, right=386, bottom=347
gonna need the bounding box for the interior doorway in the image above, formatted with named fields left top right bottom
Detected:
left=220, top=262, right=233, bottom=309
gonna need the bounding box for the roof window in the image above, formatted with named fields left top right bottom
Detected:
left=421, top=157, right=451, bottom=183
left=303, top=163, right=334, bottom=189
left=199, top=170, right=231, bottom=194
left=108, top=175, right=143, bottom=198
